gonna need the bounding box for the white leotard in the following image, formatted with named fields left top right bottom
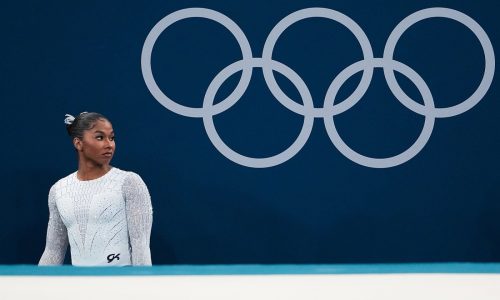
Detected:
left=39, top=167, right=153, bottom=266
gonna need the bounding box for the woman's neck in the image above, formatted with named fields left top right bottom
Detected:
left=77, top=161, right=112, bottom=181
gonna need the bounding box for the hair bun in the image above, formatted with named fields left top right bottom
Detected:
left=64, top=114, right=75, bottom=125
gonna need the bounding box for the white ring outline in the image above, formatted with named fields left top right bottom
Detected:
left=324, top=58, right=436, bottom=168
left=262, top=8, right=375, bottom=118
left=383, top=7, right=495, bottom=118
left=203, top=58, right=315, bottom=168
left=141, top=8, right=254, bottom=118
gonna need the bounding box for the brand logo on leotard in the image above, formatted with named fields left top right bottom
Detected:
left=107, top=253, right=120, bottom=263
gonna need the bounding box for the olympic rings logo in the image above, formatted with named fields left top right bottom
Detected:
left=141, top=7, right=495, bottom=168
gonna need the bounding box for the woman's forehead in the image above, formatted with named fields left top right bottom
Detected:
left=89, top=119, right=113, bottom=132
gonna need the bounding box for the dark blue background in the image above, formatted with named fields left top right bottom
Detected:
left=0, top=0, right=498, bottom=264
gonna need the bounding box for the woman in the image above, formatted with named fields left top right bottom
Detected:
left=39, top=112, right=153, bottom=266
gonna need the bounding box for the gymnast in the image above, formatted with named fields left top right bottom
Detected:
left=39, top=112, right=153, bottom=266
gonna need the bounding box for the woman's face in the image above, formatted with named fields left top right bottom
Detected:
left=75, top=119, right=115, bottom=166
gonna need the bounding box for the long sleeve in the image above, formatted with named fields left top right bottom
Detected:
left=39, top=186, right=68, bottom=265
left=123, top=173, right=153, bottom=265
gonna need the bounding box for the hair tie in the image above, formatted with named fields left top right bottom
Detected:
left=64, top=114, right=75, bottom=125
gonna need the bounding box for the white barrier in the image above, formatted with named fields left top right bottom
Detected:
left=1, top=264, right=499, bottom=300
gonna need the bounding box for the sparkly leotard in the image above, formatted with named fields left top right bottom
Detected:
left=39, top=167, right=153, bottom=266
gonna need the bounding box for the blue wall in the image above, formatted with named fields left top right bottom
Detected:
left=1, top=0, right=499, bottom=264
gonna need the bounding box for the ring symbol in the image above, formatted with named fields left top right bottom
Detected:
left=142, top=7, right=495, bottom=168
left=324, top=58, right=435, bottom=168
left=203, top=58, right=315, bottom=168
left=141, top=8, right=253, bottom=118
left=383, top=7, right=495, bottom=118
left=262, top=8, right=374, bottom=118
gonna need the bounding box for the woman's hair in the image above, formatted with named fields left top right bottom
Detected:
left=65, top=112, right=109, bottom=139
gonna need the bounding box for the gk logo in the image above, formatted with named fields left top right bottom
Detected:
left=107, top=253, right=120, bottom=263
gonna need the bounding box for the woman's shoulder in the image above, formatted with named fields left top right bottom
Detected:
left=120, top=170, right=151, bottom=202
left=111, top=168, right=142, bottom=180
left=50, top=171, right=77, bottom=191
left=108, top=168, right=146, bottom=187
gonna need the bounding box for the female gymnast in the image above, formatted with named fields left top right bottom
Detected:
left=39, top=112, right=153, bottom=266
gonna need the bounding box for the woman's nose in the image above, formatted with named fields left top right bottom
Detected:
left=105, top=138, right=114, bottom=148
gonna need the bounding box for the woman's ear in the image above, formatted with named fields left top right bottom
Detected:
left=73, top=137, right=83, bottom=151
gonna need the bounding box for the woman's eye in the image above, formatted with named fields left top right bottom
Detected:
left=110, top=137, right=115, bottom=141
left=96, top=136, right=103, bottom=140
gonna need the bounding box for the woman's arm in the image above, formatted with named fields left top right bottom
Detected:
left=123, top=172, right=153, bottom=265
left=39, top=186, right=68, bottom=265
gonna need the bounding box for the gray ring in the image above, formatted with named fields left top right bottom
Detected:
left=262, top=7, right=374, bottom=118
left=142, top=7, right=494, bottom=168
left=203, top=58, right=315, bottom=168
left=383, top=7, right=495, bottom=118
left=141, top=8, right=253, bottom=118
left=324, top=58, right=436, bottom=168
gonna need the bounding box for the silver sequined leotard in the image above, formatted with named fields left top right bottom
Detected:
left=39, top=167, right=153, bottom=266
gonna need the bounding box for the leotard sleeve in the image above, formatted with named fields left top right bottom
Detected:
left=39, top=185, right=69, bottom=265
left=123, top=173, right=153, bottom=265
